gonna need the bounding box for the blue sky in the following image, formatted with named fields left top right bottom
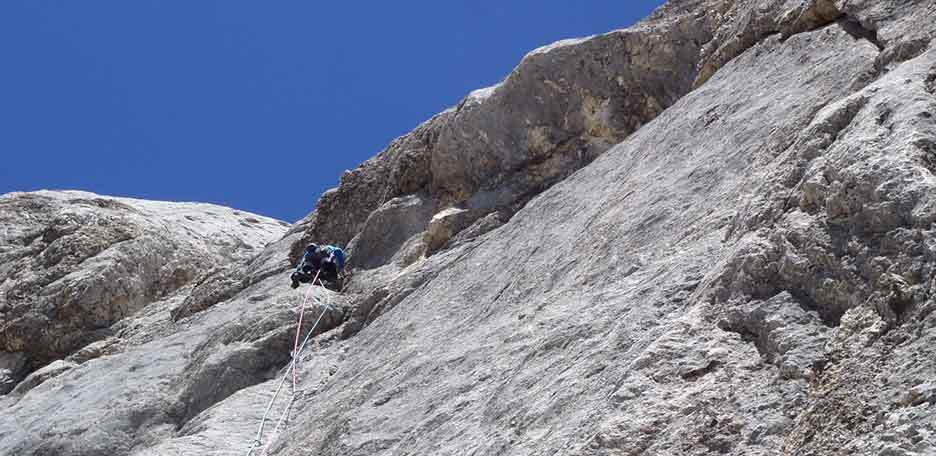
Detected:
left=0, top=1, right=665, bottom=222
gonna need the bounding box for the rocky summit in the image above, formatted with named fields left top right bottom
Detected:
left=3, top=0, right=936, bottom=454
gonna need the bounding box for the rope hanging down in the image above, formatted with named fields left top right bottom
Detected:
left=291, top=269, right=319, bottom=389
left=246, top=272, right=332, bottom=456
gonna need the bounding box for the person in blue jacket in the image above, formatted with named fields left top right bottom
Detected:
left=290, top=243, right=346, bottom=289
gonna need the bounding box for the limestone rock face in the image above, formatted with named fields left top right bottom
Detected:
left=0, top=352, right=26, bottom=395
left=10, top=360, right=77, bottom=397
left=424, top=207, right=474, bottom=255
left=3, top=1, right=936, bottom=456
left=291, top=0, right=722, bottom=268
left=0, top=190, right=287, bottom=387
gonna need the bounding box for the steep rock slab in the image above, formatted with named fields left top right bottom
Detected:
left=255, top=21, right=883, bottom=456
left=692, top=0, right=936, bottom=87
left=717, top=44, right=936, bottom=455
left=0, top=190, right=287, bottom=386
left=115, top=2, right=934, bottom=455
left=128, top=244, right=479, bottom=456
left=289, top=0, right=721, bottom=271
left=0, top=269, right=346, bottom=455
left=3, top=1, right=936, bottom=455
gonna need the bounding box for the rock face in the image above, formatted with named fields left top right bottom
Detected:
left=291, top=0, right=718, bottom=270
left=0, top=190, right=288, bottom=392
left=3, top=1, right=936, bottom=455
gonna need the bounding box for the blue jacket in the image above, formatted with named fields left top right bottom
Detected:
left=323, top=245, right=346, bottom=270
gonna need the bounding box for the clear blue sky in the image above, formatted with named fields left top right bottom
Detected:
left=0, top=1, right=665, bottom=222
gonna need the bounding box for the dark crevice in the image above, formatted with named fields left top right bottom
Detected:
left=838, top=17, right=883, bottom=51
left=696, top=7, right=882, bottom=91
left=810, top=358, right=830, bottom=382
left=876, top=38, right=931, bottom=73
left=681, top=360, right=722, bottom=382
left=16, top=230, right=43, bottom=247
left=916, top=138, right=936, bottom=175
left=788, top=288, right=843, bottom=328
left=715, top=286, right=839, bottom=380
left=718, top=318, right=769, bottom=361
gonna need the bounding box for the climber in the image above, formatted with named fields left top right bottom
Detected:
left=290, top=243, right=346, bottom=290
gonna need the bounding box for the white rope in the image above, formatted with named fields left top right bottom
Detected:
left=259, top=395, right=295, bottom=456
left=245, top=279, right=316, bottom=455
left=245, top=278, right=334, bottom=456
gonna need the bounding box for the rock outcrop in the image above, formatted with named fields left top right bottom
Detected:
left=3, top=0, right=936, bottom=455
left=0, top=190, right=287, bottom=392
left=291, top=0, right=720, bottom=272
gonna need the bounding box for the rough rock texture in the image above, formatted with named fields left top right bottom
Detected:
left=290, top=0, right=720, bottom=270
left=0, top=190, right=287, bottom=390
left=4, top=1, right=936, bottom=455
left=424, top=206, right=474, bottom=255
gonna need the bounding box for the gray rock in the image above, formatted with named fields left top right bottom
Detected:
left=0, top=352, right=26, bottom=395
left=719, top=291, right=830, bottom=380
left=2, top=1, right=936, bottom=456
left=65, top=337, right=124, bottom=364
left=170, top=264, right=246, bottom=322
left=10, top=359, right=78, bottom=397
left=290, top=0, right=720, bottom=271
left=346, top=194, right=438, bottom=269
left=0, top=190, right=286, bottom=379
left=446, top=210, right=508, bottom=249
left=424, top=207, right=475, bottom=255
left=899, top=383, right=936, bottom=407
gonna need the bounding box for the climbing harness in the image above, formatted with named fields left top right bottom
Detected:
left=245, top=271, right=333, bottom=456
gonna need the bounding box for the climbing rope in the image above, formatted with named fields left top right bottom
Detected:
left=245, top=274, right=333, bottom=456
left=259, top=394, right=297, bottom=456
left=259, top=290, right=331, bottom=456
left=292, top=270, right=320, bottom=389
left=246, top=271, right=318, bottom=455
